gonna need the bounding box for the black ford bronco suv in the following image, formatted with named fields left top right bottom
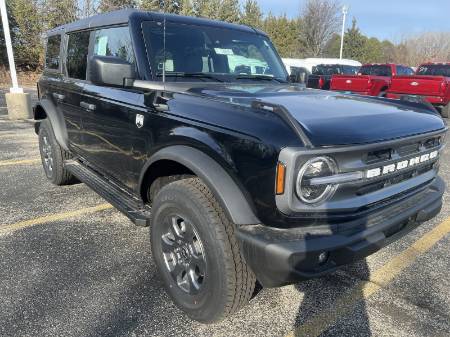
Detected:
left=34, top=9, right=447, bottom=323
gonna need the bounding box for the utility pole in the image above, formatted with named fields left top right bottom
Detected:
left=339, top=5, right=348, bottom=60
left=0, top=0, right=32, bottom=119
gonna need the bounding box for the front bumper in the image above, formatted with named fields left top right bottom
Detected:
left=236, top=177, right=445, bottom=288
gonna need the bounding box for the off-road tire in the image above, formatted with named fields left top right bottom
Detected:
left=38, top=119, right=75, bottom=185
left=441, top=104, right=449, bottom=118
left=150, top=177, right=256, bottom=323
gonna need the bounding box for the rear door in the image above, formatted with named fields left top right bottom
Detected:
left=59, top=30, right=91, bottom=152
left=40, top=34, right=65, bottom=131
left=79, top=26, right=148, bottom=191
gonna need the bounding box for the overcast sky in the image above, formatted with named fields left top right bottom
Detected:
left=256, top=0, right=450, bottom=41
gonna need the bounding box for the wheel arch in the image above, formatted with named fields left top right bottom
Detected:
left=34, top=99, right=70, bottom=151
left=139, top=145, right=261, bottom=225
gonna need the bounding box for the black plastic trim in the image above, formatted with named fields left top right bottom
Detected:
left=34, top=99, right=70, bottom=151
left=140, top=145, right=261, bottom=225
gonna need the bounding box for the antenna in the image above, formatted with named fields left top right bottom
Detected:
left=162, top=0, right=166, bottom=83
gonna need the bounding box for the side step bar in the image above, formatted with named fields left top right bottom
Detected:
left=65, top=160, right=151, bottom=226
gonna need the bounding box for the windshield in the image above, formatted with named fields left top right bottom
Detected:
left=312, top=65, right=359, bottom=75
left=142, top=21, right=288, bottom=82
left=359, top=65, right=392, bottom=76
left=416, top=64, right=450, bottom=77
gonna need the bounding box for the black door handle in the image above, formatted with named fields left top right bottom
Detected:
left=52, top=93, right=65, bottom=101
left=80, top=101, right=96, bottom=111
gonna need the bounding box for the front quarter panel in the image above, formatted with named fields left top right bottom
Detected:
left=139, top=92, right=302, bottom=226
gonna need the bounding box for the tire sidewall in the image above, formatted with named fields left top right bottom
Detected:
left=150, top=182, right=231, bottom=322
left=38, top=120, right=58, bottom=182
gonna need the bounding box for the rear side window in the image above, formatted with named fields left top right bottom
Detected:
left=343, top=65, right=359, bottom=74
left=312, top=65, right=341, bottom=75
left=45, top=35, right=61, bottom=70
left=417, top=64, right=450, bottom=77
left=359, top=65, right=391, bottom=77
left=396, top=66, right=414, bottom=76
left=92, top=26, right=135, bottom=64
left=66, top=31, right=90, bottom=80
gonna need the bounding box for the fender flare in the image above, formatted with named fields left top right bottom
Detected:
left=35, top=99, right=70, bottom=151
left=140, top=145, right=261, bottom=225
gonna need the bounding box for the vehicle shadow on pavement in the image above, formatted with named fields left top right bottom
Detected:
left=293, top=260, right=372, bottom=337
left=0, top=219, right=179, bottom=337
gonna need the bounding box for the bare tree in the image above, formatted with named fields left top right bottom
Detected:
left=300, top=0, right=341, bottom=57
left=409, top=32, right=450, bottom=65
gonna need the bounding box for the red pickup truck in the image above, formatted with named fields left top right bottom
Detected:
left=386, top=63, right=450, bottom=118
left=330, top=64, right=414, bottom=96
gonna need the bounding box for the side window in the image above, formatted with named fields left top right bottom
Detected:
left=45, top=35, right=61, bottom=70
left=396, top=66, right=414, bottom=75
left=66, top=31, right=90, bottom=80
left=92, top=26, right=135, bottom=64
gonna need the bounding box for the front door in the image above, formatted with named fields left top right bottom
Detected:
left=78, top=26, right=150, bottom=191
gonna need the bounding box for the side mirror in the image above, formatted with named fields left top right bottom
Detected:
left=289, top=74, right=299, bottom=83
left=89, top=55, right=135, bottom=87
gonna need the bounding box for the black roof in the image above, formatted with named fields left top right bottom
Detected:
left=47, top=9, right=261, bottom=36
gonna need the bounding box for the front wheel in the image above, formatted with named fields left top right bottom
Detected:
left=150, top=177, right=255, bottom=323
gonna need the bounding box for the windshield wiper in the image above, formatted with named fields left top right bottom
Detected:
left=235, top=74, right=287, bottom=83
left=157, top=72, right=224, bottom=82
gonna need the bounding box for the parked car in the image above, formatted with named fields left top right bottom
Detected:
left=34, top=9, right=446, bottom=323
left=386, top=63, right=450, bottom=118
left=283, top=57, right=361, bottom=74
left=331, top=63, right=415, bottom=96
left=307, top=64, right=360, bottom=90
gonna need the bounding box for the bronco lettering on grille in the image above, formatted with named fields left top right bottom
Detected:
left=365, top=150, right=438, bottom=179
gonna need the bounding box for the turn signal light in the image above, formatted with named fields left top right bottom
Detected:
left=275, top=162, right=286, bottom=195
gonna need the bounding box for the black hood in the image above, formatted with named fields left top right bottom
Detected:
left=186, top=84, right=446, bottom=146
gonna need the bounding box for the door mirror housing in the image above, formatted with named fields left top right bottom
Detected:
left=89, top=55, right=135, bottom=87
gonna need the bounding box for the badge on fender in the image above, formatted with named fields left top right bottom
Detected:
left=136, top=114, right=144, bottom=128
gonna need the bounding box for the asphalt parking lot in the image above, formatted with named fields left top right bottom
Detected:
left=1, top=88, right=450, bottom=337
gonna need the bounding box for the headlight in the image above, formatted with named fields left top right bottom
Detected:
left=296, top=156, right=338, bottom=204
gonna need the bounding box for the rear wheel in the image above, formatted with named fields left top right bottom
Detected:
left=150, top=177, right=255, bottom=323
left=38, top=119, right=75, bottom=185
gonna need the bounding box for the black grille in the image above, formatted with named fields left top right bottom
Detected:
left=363, top=136, right=441, bottom=165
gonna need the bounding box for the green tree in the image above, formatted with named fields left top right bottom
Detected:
left=342, top=18, right=367, bottom=60
left=197, top=0, right=220, bottom=19
left=0, top=1, right=17, bottom=66
left=218, top=0, right=240, bottom=23
left=380, top=39, right=396, bottom=63
left=140, top=0, right=181, bottom=13
left=179, top=0, right=195, bottom=16
left=43, top=0, right=78, bottom=30
left=241, top=0, right=262, bottom=28
left=361, top=37, right=383, bottom=63
left=7, top=0, right=43, bottom=68
left=323, top=33, right=341, bottom=58
left=263, top=13, right=302, bottom=58
left=99, top=0, right=136, bottom=13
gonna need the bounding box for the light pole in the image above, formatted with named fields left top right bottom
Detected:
left=0, top=0, right=32, bottom=119
left=339, top=5, right=348, bottom=60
